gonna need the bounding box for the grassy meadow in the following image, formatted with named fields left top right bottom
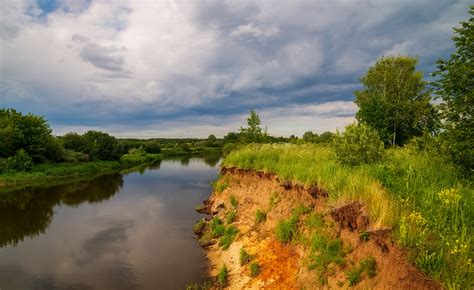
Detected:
left=222, top=144, right=473, bottom=289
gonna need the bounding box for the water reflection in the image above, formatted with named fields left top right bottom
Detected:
left=0, top=174, right=123, bottom=248
left=0, top=158, right=218, bottom=290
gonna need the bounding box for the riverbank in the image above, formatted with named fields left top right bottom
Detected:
left=0, top=153, right=163, bottom=193
left=193, top=144, right=472, bottom=289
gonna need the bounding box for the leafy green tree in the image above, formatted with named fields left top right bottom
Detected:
left=318, top=131, right=334, bottom=143
left=83, top=130, right=122, bottom=161
left=432, top=6, right=474, bottom=171
left=5, top=149, right=33, bottom=171
left=240, top=109, right=268, bottom=143
left=303, top=131, right=315, bottom=142
left=333, top=123, right=384, bottom=166
left=0, top=108, right=62, bottom=162
left=355, top=56, right=437, bottom=146
left=61, top=132, right=89, bottom=153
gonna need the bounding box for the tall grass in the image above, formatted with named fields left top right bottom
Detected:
left=222, top=143, right=473, bottom=289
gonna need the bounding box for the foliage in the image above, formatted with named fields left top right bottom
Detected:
left=223, top=144, right=473, bottom=288
left=225, top=210, right=237, bottom=224
left=229, top=195, right=238, bottom=208
left=275, top=216, right=298, bottom=243
left=432, top=6, right=474, bottom=172
left=193, top=219, right=206, bottom=233
left=269, top=192, right=281, bottom=208
left=346, top=256, right=377, bottom=286
left=219, top=226, right=239, bottom=250
left=213, top=180, right=229, bottom=194
left=333, top=123, right=385, bottom=166
left=209, top=216, right=225, bottom=238
left=239, top=247, right=251, bottom=266
left=217, top=264, right=228, bottom=287
left=239, top=109, right=268, bottom=143
left=0, top=108, right=62, bottom=163
left=61, top=132, right=89, bottom=153
left=255, top=209, right=267, bottom=224
left=5, top=149, right=33, bottom=171
left=62, top=149, right=89, bottom=163
left=249, top=262, right=261, bottom=277
left=355, top=56, right=438, bottom=146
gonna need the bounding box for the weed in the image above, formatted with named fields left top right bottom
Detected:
left=217, top=264, right=228, bottom=287
left=360, top=256, right=377, bottom=278
left=195, top=204, right=205, bottom=212
left=306, top=212, right=325, bottom=229
left=185, top=280, right=213, bottom=290
left=226, top=210, right=237, bottom=224
left=269, top=192, right=281, bottom=208
left=250, top=262, right=261, bottom=277
left=255, top=209, right=267, bottom=224
left=292, top=203, right=312, bottom=217
left=193, top=219, right=206, bottom=233
left=210, top=216, right=225, bottom=238
left=346, top=268, right=361, bottom=286
left=239, top=247, right=251, bottom=266
left=359, top=231, right=370, bottom=242
left=214, top=180, right=229, bottom=194
left=275, top=216, right=298, bottom=243
left=219, top=225, right=239, bottom=250
left=230, top=195, right=238, bottom=208
left=308, top=233, right=346, bottom=277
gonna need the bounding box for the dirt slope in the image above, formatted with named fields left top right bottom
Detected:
left=196, top=167, right=441, bottom=289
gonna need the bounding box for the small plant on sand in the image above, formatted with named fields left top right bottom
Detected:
left=250, top=262, right=261, bottom=277
left=217, top=264, right=228, bottom=287
left=275, top=216, right=298, bottom=243
left=240, top=247, right=251, bottom=266
left=292, top=203, right=312, bottom=217
left=308, top=233, right=346, bottom=283
left=210, top=216, right=225, bottom=238
left=359, top=231, right=370, bottom=242
left=226, top=210, right=237, bottom=224
left=194, top=204, right=205, bottom=212
left=306, top=212, right=325, bottom=229
left=269, top=192, right=281, bottom=208
left=185, top=280, right=213, bottom=290
left=230, top=195, right=238, bottom=208
left=255, top=209, right=267, bottom=224
left=214, top=180, right=229, bottom=194
left=193, top=219, right=206, bottom=234
left=198, top=232, right=213, bottom=247
left=219, top=225, right=239, bottom=250
left=346, top=268, right=361, bottom=286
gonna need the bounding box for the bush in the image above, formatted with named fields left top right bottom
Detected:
left=255, top=209, right=267, bottom=224
left=250, top=262, right=261, bottom=277
left=6, top=149, right=33, bottom=171
left=333, top=123, right=384, bottom=165
left=275, top=217, right=298, bottom=243
left=62, top=149, right=89, bottom=163
left=239, top=248, right=251, bottom=266
left=217, top=264, right=228, bottom=287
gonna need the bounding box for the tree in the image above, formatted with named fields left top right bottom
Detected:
left=239, top=109, right=268, bottom=143
left=355, top=56, right=437, bottom=146
left=0, top=108, right=62, bottom=163
left=303, top=131, right=315, bottom=142
left=333, top=123, right=385, bottom=166
left=82, top=131, right=122, bottom=161
left=62, top=132, right=89, bottom=153
left=432, top=6, right=474, bottom=171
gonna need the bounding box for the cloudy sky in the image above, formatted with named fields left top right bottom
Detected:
left=0, top=0, right=470, bottom=137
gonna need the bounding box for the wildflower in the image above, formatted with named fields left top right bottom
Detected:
left=437, top=188, right=461, bottom=205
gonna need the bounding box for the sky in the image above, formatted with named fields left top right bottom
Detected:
left=0, top=0, right=471, bottom=138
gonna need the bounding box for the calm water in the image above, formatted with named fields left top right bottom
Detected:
left=0, top=158, right=219, bottom=290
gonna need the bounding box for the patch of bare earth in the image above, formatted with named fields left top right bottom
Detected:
left=197, top=167, right=441, bottom=289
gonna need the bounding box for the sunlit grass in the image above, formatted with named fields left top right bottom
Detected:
left=222, top=143, right=473, bottom=289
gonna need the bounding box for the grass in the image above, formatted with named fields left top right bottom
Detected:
left=255, top=209, right=267, bottom=224
left=249, top=262, right=261, bottom=277
left=229, top=195, right=238, bottom=208
left=209, top=216, right=225, bottom=238
left=225, top=210, right=237, bottom=224
left=269, top=191, right=281, bottom=208
left=275, top=216, right=298, bottom=243
left=217, top=264, right=228, bottom=287
left=193, top=219, right=206, bottom=233
left=185, top=280, right=213, bottom=290
left=219, top=225, right=239, bottom=250
left=346, top=256, right=377, bottom=286
left=240, top=247, right=251, bottom=266
left=213, top=180, right=229, bottom=194
left=222, top=144, right=473, bottom=289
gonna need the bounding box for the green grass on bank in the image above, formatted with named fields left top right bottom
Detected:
left=222, top=144, right=473, bottom=289
left=0, top=153, right=162, bottom=191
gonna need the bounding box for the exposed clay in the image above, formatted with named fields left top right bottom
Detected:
left=196, top=167, right=441, bottom=289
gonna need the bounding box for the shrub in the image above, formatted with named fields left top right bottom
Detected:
left=6, top=149, right=33, bottom=171
left=255, top=209, right=267, bottom=224
left=210, top=217, right=225, bottom=238
left=219, top=226, right=239, bottom=250
left=250, top=262, right=261, bottom=277
left=226, top=210, right=237, bottom=224
left=333, top=123, right=384, bottom=166
left=239, top=248, right=251, bottom=266
left=346, top=268, right=361, bottom=286
left=275, top=217, right=298, bottom=243
left=217, top=264, right=228, bottom=287
left=62, top=149, right=89, bottom=163
left=360, top=256, right=377, bottom=278
left=230, top=195, right=238, bottom=208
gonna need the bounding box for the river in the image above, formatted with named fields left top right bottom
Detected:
left=0, top=157, right=219, bottom=290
